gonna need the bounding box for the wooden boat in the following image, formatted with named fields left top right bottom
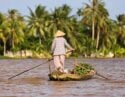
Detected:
left=48, top=62, right=96, bottom=81
left=48, top=69, right=96, bottom=81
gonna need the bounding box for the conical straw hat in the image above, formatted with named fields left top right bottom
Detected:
left=55, top=30, right=65, bottom=37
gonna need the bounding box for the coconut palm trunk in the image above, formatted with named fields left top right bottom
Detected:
left=96, top=26, right=100, bottom=49
left=3, top=40, right=6, bottom=56
left=92, top=18, right=95, bottom=41
left=12, top=31, right=15, bottom=49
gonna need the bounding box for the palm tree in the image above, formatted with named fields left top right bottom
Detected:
left=0, top=12, right=10, bottom=55
left=81, top=0, right=101, bottom=41
left=116, top=14, right=125, bottom=47
left=79, top=0, right=111, bottom=50
left=95, top=3, right=109, bottom=49
left=48, top=4, right=80, bottom=49
left=117, top=14, right=125, bottom=25
left=27, top=5, right=50, bottom=45
left=99, top=19, right=116, bottom=53
left=48, top=4, right=72, bottom=35
left=7, top=9, right=25, bottom=49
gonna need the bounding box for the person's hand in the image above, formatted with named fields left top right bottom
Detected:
left=66, top=48, right=74, bottom=57
left=70, top=48, right=75, bottom=52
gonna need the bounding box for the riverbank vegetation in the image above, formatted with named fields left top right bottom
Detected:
left=0, top=0, right=125, bottom=58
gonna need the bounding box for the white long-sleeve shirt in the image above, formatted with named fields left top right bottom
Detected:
left=51, top=37, right=72, bottom=55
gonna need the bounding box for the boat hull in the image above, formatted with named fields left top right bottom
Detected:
left=48, top=70, right=96, bottom=81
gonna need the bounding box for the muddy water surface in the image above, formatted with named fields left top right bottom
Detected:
left=0, top=58, right=125, bottom=97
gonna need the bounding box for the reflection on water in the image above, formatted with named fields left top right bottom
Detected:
left=0, top=58, right=125, bottom=97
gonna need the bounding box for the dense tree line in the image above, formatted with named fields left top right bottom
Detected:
left=0, top=0, right=125, bottom=58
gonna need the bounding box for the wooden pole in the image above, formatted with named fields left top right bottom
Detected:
left=8, top=58, right=53, bottom=80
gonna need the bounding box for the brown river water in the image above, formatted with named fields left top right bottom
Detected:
left=0, top=58, right=125, bottom=97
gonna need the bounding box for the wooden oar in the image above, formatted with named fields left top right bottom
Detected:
left=95, top=72, right=110, bottom=80
left=8, top=58, right=53, bottom=80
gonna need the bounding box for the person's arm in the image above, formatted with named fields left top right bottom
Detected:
left=64, top=39, right=74, bottom=50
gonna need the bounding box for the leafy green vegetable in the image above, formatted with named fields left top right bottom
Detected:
left=73, top=63, right=94, bottom=75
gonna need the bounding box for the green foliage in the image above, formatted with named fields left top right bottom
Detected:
left=73, top=63, right=94, bottom=75
left=0, top=2, right=125, bottom=58
left=10, top=47, right=20, bottom=53
left=114, top=47, right=125, bottom=57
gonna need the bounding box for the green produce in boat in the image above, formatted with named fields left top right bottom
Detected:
left=48, top=63, right=96, bottom=81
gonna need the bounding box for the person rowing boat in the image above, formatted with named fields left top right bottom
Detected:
left=51, top=30, right=74, bottom=73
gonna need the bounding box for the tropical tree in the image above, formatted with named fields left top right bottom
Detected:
left=116, top=14, right=125, bottom=47
left=27, top=5, right=50, bottom=45
left=7, top=9, right=25, bottom=50
left=99, top=19, right=117, bottom=53
left=80, top=0, right=101, bottom=41
left=48, top=4, right=72, bottom=34
left=117, top=14, right=125, bottom=25
left=95, top=2, right=109, bottom=49
left=78, top=0, right=113, bottom=52
left=48, top=4, right=81, bottom=49
left=0, top=12, right=10, bottom=55
left=78, top=0, right=102, bottom=52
